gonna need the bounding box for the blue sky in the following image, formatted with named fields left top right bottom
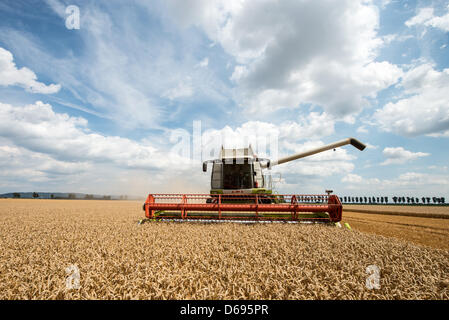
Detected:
left=0, top=0, right=448, bottom=198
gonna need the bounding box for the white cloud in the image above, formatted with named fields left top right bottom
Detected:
left=0, top=145, right=90, bottom=181
left=405, top=7, right=449, bottom=32
left=1, top=2, right=231, bottom=129
left=197, top=57, right=209, bottom=68
left=379, top=0, right=392, bottom=10
left=374, top=63, right=449, bottom=137
left=200, top=112, right=336, bottom=158
left=230, top=65, right=248, bottom=82
left=162, top=79, right=194, bottom=100
left=405, top=8, right=435, bottom=27
left=0, top=101, right=190, bottom=170
left=165, top=0, right=403, bottom=117
left=200, top=117, right=357, bottom=181
left=381, top=34, right=414, bottom=45
left=381, top=147, right=430, bottom=165
left=357, top=126, right=368, bottom=134
left=365, top=143, right=378, bottom=149
left=0, top=100, right=213, bottom=194
left=342, top=173, right=363, bottom=183
left=0, top=47, right=60, bottom=94
left=340, top=171, right=449, bottom=196
left=387, top=172, right=449, bottom=187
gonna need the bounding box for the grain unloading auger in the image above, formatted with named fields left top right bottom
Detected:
left=142, top=138, right=366, bottom=224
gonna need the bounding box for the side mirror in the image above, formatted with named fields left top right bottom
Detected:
left=202, top=162, right=207, bottom=172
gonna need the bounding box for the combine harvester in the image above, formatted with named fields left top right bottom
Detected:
left=142, top=138, right=366, bottom=224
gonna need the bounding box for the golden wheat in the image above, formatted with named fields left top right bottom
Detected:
left=0, top=199, right=448, bottom=300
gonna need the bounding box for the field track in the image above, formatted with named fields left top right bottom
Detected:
left=342, top=211, right=449, bottom=250
left=343, top=205, right=449, bottom=219
left=0, top=199, right=448, bottom=299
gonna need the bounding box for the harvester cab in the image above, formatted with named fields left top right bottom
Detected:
left=202, top=145, right=272, bottom=194
left=142, top=137, right=366, bottom=224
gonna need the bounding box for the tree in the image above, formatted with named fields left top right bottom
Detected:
left=50, top=194, right=54, bottom=199
left=422, top=197, right=426, bottom=204
left=13, top=192, right=21, bottom=198
left=32, top=192, right=39, bottom=199
left=432, top=197, right=437, bottom=204
left=68, top=193, right=76, bottom=199
left=442, top=197, right=445, bottom=204
left=385, top=196, right=389, bottom=203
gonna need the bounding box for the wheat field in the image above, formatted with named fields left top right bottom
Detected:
left=0, top=199, right=448, bottom=299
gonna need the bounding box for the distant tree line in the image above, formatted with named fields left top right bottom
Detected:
left=342, top=196, right=446, bottom=205
left=7, top=192, right=115, bottom=200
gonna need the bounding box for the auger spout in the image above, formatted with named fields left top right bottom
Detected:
left=262, top=137, right=366, bottom=169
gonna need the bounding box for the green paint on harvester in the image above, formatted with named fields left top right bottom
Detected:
left=344, top=222, right=351, bottom=230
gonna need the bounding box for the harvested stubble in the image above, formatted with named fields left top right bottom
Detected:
left=0, top=199, right=448, bottom=300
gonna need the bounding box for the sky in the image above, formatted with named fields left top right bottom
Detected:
left=0, top=0, right=448, bottom=198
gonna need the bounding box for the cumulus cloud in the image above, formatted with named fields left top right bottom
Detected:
left=2, top=2, right=231, bottom=129
left=342, top=173, right=363, bottom=183
left=162, top=78, right=194, bottom=100
left=357, top=126, right=369, bottom=134
left=0, top=145, right=90, bottom=182
left=365, top=143, right=378, bottom=149
left=0, top=101, right=190, bottom=170
left=0, top=100, right=212, bottom=194
left=340, top=171, right=449, bottom=195
left=381, top=147, right=430, bottom=165
left=405, top=7, right=449, bottom=32
left=374, top=63, right=449, bottom=137
left=200, top=112, right=336, bottom=160
left=200, top=118, right=357, bottom=181
left=165, top=0, right=403, bottom=117
left=0, top=47, right=60, bottom=94
left=197, top=57, right=209, bottom=68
